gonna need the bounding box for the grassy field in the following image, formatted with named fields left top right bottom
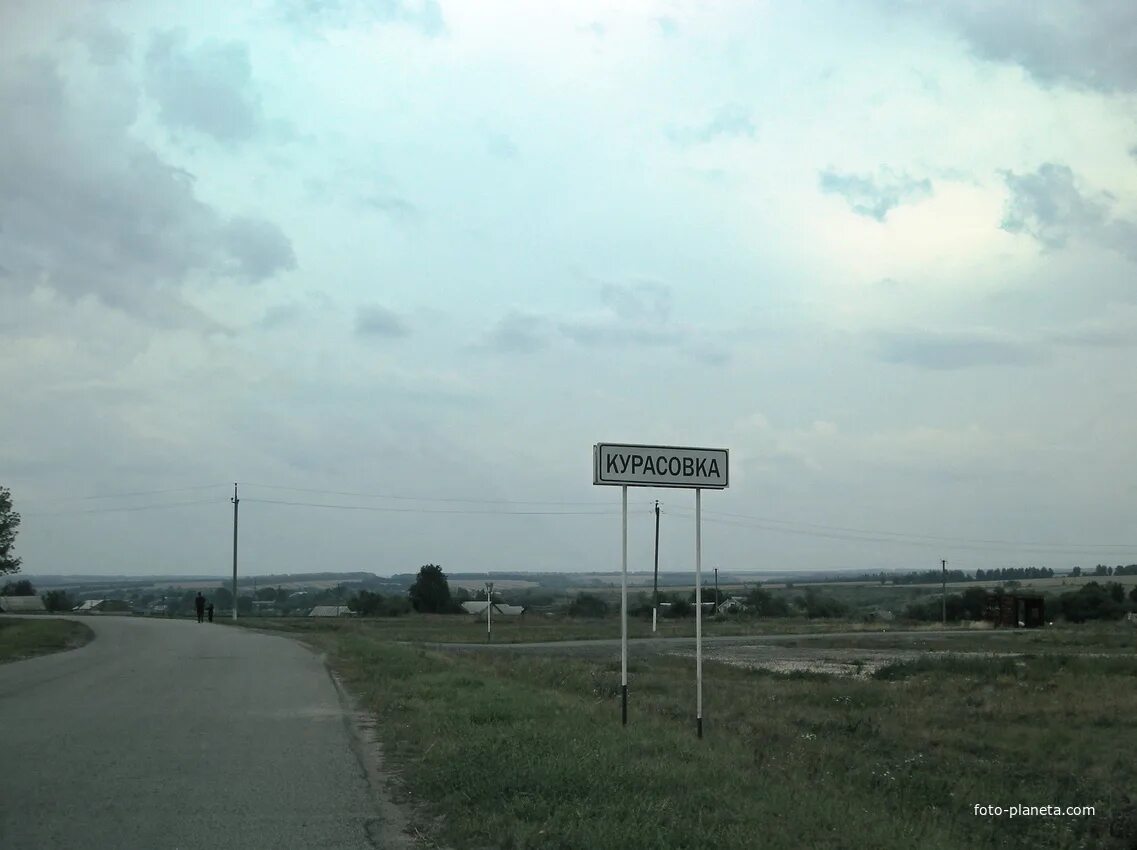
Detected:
left=229, top=612, right=922, bottom=644
left=250, top=617, right=1136, bottom=849
left=0, top=616, right=94, bottom=663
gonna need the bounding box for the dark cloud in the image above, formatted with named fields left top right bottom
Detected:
left=668, top=104, right=756, bottom=145
left=1001, top=163, right=1137, bottom=260
left=905, top=1, right=1137, bottom=93
left=278, top=0, right=444, bottom=37
left=355, top=304, right=410, bottom=338
left=558, top=280, right=687, bottom=348
left=222, top=217, right=297, bottom=281
left=0, top=56, right=294, bottom=323
left=819, top=168, right=933, bottom=221
left=874, top=330, right=1039, bottom=369
left=600, top=281, right=671, bottom=322
left=361, top=194, right=419, bottom=221
left=258, top=303, right=304, bottom=330
left=483, top=312, right=549, bottom=354
left=145, top=29, right=262, bottom=143
left=63, top=17, right=132, bottom=66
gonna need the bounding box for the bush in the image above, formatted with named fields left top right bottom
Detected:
left=665, top=598, right=693, bottom=618
left=745, top=587, right=791, bottom=617
left=800, top=588, right=848, bottom=619
left=1058, top=582, right=1127, bottom=622
left=349, top=590, right=411, bottom=617
left=567, top=593, right=610, bottom=618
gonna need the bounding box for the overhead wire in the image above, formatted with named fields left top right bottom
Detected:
left=662, top=505, right=1135, bottom=553
left=238, top=482, right=650, bottom=507
left=241, top=497, right=649, bottom=516
left=24, top=498, right=224, bottom=517
left=19, top=484, right=229, bottom=505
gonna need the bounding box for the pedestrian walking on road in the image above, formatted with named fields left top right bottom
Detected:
left=195, top=592, right=205, bottom=623
left=207, top=602, right=214, bottom=623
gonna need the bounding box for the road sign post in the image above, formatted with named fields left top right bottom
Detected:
left=695, top=487, right=703, bottom=739
left=621, top=486, right=628, bottom=726
left=593, top=442, right=728, bottom=736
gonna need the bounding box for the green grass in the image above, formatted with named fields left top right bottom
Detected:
left=226, top=612, right=924, bottom=644
left=0, top=617, right=94, bottom=663
left=277, top=622, right=1137, bottom=850
left=792, top=622, right=1137, bottom=653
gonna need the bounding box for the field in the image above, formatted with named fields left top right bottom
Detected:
left=239, top=616, right=1137, bottom=849
left=0, top=617, right=94, bottom=663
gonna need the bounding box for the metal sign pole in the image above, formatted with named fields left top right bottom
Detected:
left=695, top=487, right=703, bottom=739
left=621, top=485, right=628, bottom=726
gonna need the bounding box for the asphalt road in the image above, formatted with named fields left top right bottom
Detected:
left=0, top=616, right=400, bottom=850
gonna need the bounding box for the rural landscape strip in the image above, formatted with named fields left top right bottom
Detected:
left=243, top=619, right=1136, bottom=850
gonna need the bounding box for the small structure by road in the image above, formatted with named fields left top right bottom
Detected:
left=0, top=595, right=46, bottom=613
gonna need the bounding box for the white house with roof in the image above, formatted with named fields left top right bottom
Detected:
left=308, top=605, right=353, bottom=617
left=461, top=601, right=525, bottom=617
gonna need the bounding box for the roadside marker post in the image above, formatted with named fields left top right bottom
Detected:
left=593, top=442, right=728, bottom=736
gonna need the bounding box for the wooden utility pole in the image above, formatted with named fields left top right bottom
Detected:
left=941, top=559, right=947, bottom=625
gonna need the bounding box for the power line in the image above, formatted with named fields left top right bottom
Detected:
left=663, top=506, right=1134, bottom=553
left=20, top=484, right=228, bottom=505
left=242, top=497, right=648, bottom=516
left=24, top=498, right=223, bottom=517
left=237, top=482, right=649, bottom=508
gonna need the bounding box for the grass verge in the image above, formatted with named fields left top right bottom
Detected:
left=0, top=616, right=94, bottom=663
left=287, top=624, right=1137, bottom=850
left=226, top=612, right=940, bottom=644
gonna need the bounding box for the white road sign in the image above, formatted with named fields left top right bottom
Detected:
left=593, top=442, right=729, bottom=490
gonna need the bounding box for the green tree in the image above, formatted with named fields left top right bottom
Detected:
left=0, top=486, right=21, bottom=575
left=408, top=564, right=455, bottom=613
left=800, top=588, right=848, bottom=619
left=744, top=587, right=790, bottom=617
left=2, top=578, right=35, bottom=596
left=214, top=586, right=234, bottom=610
left=42, top=589, right=75, bottom=611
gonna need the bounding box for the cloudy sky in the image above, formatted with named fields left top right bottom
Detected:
left=4, top=0, right=1137, bottom=579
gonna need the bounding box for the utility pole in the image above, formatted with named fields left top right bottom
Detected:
left=231, top=483, right=239, bottom=620
left=485, top=581, right=494, bottom=642
left=714, top=567, right=719, bottom=614
left=941, top=559, right=947, bottom=626
left=653, top=499, right=660, bottom=633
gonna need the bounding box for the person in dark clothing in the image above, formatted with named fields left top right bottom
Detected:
left=195, top=592, right=205, bottom=623
left=207, top=602, right=214, bottom=623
